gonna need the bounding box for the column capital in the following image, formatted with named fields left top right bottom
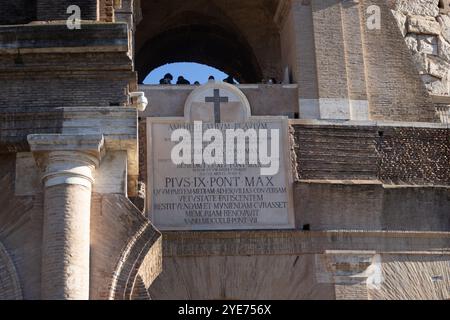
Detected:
left=27, top=134, right=105, bottom=188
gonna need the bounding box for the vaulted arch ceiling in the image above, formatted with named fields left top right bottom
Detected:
left=135, top=0, right=281, bottom=83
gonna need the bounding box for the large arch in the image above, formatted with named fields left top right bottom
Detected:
left=135, top=0, right=281, bottom=84
left=136, top=22, right=263, bottom=83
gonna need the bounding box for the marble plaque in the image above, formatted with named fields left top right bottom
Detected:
left=147, top=118, right=295, bottom=231
left=146, top=82, right=295, bottom=230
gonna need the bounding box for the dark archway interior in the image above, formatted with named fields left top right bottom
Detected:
left=135, top=0, right=281, bottom=84
left=136, top=23, right=262, bottom=84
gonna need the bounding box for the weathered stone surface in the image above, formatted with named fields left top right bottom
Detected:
left=1, top=0, right=449, bottom=302
left=438, top=36, right=450, bottom=61
left=411, top=52, right=429, bottom=74
left=422, top=74, right=449, bottom=95
left=428, top=55, right=450, bottom=78
left=438, top=14, right=450, bottom=43
left=394, top=0, right=439, bottom=17
left=391, top=0, right=450, bottom=95
left=404, top=34, right=418, bottom=52
left=417, top=35, right=438, bottom=55
left=391, top=9, right=407, bottom=36
left=408, top=15, right=440, bottom=35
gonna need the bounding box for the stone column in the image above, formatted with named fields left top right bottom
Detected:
left=28, top=134, right=105, bottom=300
left=275, top=0, right=320, bottom=119
left=276, top=0, right=370, bottom=120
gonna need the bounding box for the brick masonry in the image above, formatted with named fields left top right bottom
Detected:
left=0, top=0, right=449, bottom=301
left=378, top=126, right=450, bottom=184
left=37, top=0, right=98, bottom=21
left=292, top=123, right=450, bottom=185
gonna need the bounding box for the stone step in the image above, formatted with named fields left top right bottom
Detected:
left=298, top=158, right=378, bottom=166
left=297, top=149, right=377, bottom=156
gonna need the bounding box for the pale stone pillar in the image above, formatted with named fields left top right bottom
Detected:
left=28, top=134, right=105, bottom=300
left=275, top=0, right=370, bottom=120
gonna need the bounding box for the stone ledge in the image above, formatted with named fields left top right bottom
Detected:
left=0, top=23, right=129, bottom=54
left=289, top=119, right=448, bottom=129
left=27, top=134, right=105, bottom=155
left=297, top=179, right=383, bottom=185
left=1, top=106, right=139, bottom=196
left=296, top=180, right=450, bottom=189
left=161, top=230, right=450, bottom=257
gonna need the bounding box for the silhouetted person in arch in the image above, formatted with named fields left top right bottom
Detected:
left=177, top=76, right=190, bottom=85
left=194, top=81, right=200, bottom=85
left=208, top=76, right=215, bottom=82
left=159, top=73, right=173, bottom=85
left=224, top=75, right=236, bottom=84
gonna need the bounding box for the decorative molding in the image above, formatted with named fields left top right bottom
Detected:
left=27, top=134, right=105, bottom=188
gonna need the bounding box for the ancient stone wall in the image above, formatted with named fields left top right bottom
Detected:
left=391, top=0, right=450, bottom=96
left=378, top=126, right=450, bottom=184
left=293, top=124, right=378, bottom=180
left=90, top=193, right=161, bottom=300
left=369, top=254, right=450, bottom=300
left=149, top=231, right=450, bottom=300
left=0, top=23, right=135, bottom=152
left=295, top=182, right=449, bottom=232
left=292, top=123, right=450, bottom=185
left=36, top=0, right=98, bottom=21
left=0, top=24, right=133, bottom=111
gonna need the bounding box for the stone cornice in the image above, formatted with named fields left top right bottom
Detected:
left=2, top=106, right=139, bottom=196
left=289, top=119, right=449, bottom=129
left=27, top=134, right=105, bottom=188
left=27, top=134, right=105, bottom=156
left=162, top=230, right=450, bottom=257
left=0, top=23, right=129, bottom=55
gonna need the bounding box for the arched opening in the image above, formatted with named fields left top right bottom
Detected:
left=135, top=0, right=281, bottom=84
left=136, top=23, right=262, bottom=84
left=143, top=62, right=238, bottom=85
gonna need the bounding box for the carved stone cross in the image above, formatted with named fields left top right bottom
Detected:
left=205, top=89, right=229, bottom=123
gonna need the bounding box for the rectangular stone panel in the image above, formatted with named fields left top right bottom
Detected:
left=147, top=117, right=295, bottom=231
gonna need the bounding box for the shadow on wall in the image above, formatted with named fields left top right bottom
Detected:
left=0, top=0, right=37, bottom=25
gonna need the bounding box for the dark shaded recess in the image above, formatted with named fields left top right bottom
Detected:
left=0, top=0, right=37, bottom=25
left=36, top=0, right=98, bottom=21
left=136, top=24, right=263, bottom=84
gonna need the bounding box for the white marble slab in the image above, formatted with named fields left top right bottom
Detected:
left=147, top=117, right=295, bottom=231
